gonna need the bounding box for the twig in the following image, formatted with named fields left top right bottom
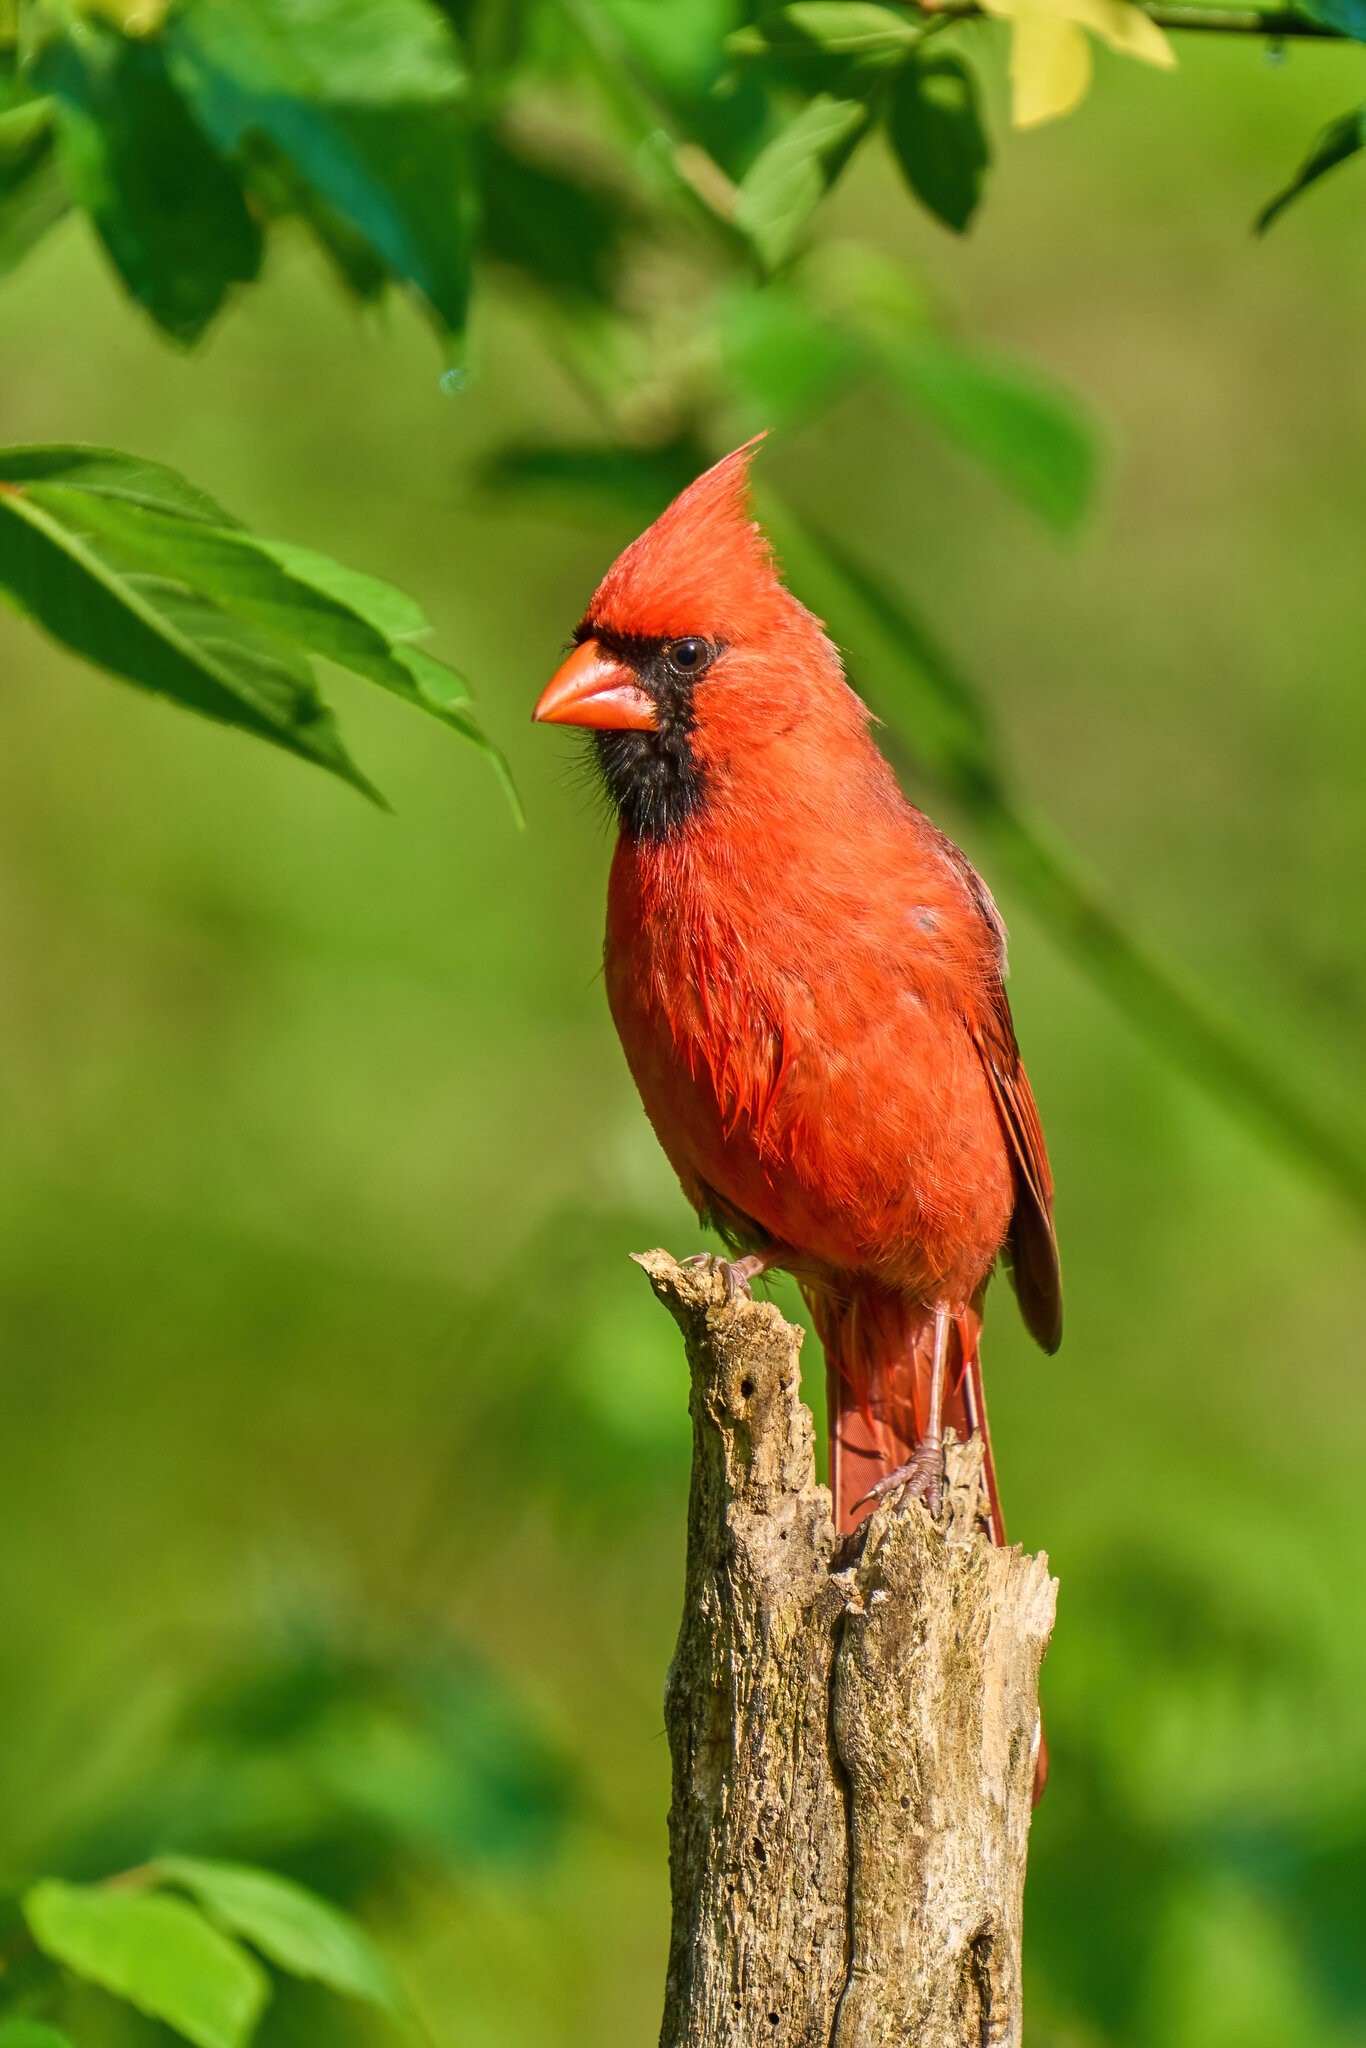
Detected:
left=908, top=0, right=1349, bottom=36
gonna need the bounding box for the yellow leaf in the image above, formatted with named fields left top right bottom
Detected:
left=1067, top=0, right=1176, bottom=66
left=982, top=0, right=1175, bottom=128
left=1009, top=12, right=1092, bottom=129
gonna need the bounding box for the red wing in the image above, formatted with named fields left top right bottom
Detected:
left=926, top=818, right=1063, bottom=1355
left=976, top=1006, right=1062, bottom=1355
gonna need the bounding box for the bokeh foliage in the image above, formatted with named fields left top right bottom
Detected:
left=1, top=0, right=1365, bottom=2044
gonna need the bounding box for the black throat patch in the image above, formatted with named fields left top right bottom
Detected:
left=587, top=628, right=708, bottom=843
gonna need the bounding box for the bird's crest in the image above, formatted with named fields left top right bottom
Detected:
left=588, top=436, right=789, bottom=644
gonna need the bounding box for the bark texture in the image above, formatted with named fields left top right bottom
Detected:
left=638, top=1250, right=1056, bottom=2048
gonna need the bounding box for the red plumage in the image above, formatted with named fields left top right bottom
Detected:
left=536, top=439, right=1061, bottom=1558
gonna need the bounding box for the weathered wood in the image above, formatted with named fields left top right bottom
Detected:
left=638, top=1250, right=1056, bottom=2048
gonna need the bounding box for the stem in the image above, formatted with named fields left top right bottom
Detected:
left=1144, top=4, right=1344, bottom=31
left=909, top=0, right=1350, bottom=35
left=553, top=0, right=740, bottom=219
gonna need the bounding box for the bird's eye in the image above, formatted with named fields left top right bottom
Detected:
left=665, top=637, right=712, bottom=676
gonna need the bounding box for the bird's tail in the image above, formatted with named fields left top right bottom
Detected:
left=810, top=1279, right=1048, bottom=1800
left=809, top=1283, right=1002, bottom=1541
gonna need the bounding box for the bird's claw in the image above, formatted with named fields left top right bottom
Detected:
left=856, top=1442, right=946, bottom=1521
left=681, top=1252, right=756, bottom=1303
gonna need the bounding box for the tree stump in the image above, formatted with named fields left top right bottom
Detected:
left=637, top=1250, right=1056, bottom=2048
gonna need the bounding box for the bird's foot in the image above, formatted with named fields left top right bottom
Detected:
left=680, top=1252, right=771, bottom=1304
left=857, top=1440, right=946, bottom=1522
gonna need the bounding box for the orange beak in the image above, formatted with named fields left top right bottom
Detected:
left=533, top=638, right=657, bottom=732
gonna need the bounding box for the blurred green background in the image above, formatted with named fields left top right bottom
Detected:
left=3, top=19, right=1366, bottom=2046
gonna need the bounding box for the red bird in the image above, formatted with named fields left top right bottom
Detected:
left=534, top=441, right=1060, bottom=1557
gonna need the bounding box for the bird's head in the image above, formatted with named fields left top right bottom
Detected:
left=534, top=437, right=861, bottom=842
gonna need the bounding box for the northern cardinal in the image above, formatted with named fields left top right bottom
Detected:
left=533, top=440, right=1060, bottom=1564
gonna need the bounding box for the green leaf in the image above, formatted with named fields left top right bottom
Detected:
left=879, top=331, right=1099, bottom=532
left=886, top=52, right=990, bottom=233
left=166, top=0, right=474, bottom=334
left=0, top=442, right=240, bottom=524
left=479, top=124, right=630, bottom=307
left=156, top=1857, right=396, bottom=2009
left=226, top=535, right=517, bottom=805
left=481, top=435, right=715, bottom=518
left=0, top=2024, right=79, bottom=2048
left=1256, top=106, right=1366, bottom=234
left=0, top=449, right=374, bottom=795
left=730, top=3, right=922, bottom=64
left=0, top=98, right=69, bottom=279
left=39, top=25, right=261, bottom=344
left=23, top=1880, right=268, bottom=2048
left=177, top=0, right=468, bottom=101
left=1291, top=0, right=1366, bottom=35
left=234, top=129, right=389, bottom=303
left=735, top=94, right=871, bottom=270
left=57, top=499, right=473, bottom=725
left=246, top=537, right=427, bottom=640
left=720, top=282, right=862, bottom=427
left=0, top=443, right=513, bottom=807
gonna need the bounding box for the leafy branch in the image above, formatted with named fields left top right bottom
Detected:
left=1, top=1857, right=396, bottom=2048
left=0, top=445, right=515, bottom=808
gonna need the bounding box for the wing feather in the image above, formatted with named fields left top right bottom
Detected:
left=979, top=1036, right=1063, bottom=1354
left=928, top=823, right=1063, bottom=1354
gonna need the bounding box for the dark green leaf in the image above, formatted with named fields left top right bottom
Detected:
left=23, top=1880, right=268, bottom=2048
left=730, top=3, right=922, bottom=65
left=0, top=98, right=69, bottom=278
left=0, top=442, right=240, bottom=524
left=886, top=52, right=989, bottom=233
left=39, top=26, right=260, bottom=344
left=1256, top=106, right=1366, bottom=233
left=481, top=436, right=714, bottom=517
left=878, top=331, right=1099, bottom=532
left=156, top=1858, right=396, bottom=2009
left=479, top=124, right=630, bottom=305
left=1291, top=0, right=1366, bottom=35
left=735, top=94, right=871, bottom=270
left=234, top=130, right=389, bottom=302
left=0, top=451, right=374, bottom=795
left=166, top=0, right=474, bottom=334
